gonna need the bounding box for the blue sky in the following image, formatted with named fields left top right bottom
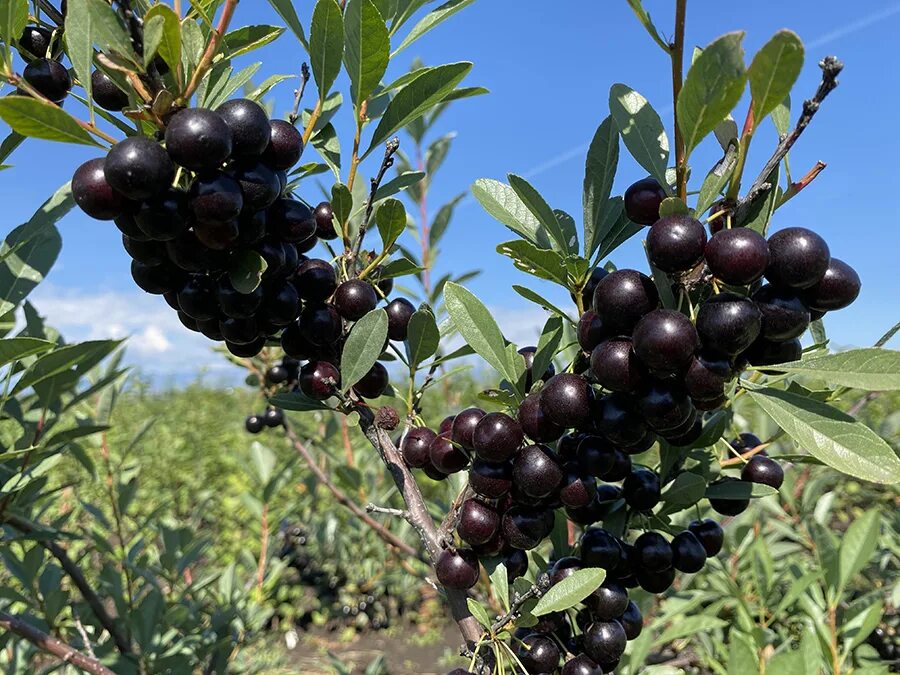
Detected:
left=2, top=0, right=898, bottom=378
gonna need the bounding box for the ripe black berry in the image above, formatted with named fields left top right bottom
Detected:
left=583, top=620, right=626, bottom=665
left=707, top=198, right=735, bottom=234
left=540, top=373, right=592, bottom=429
left=238, top=209, right=267, bottom=244
left=400, top=427, right=435, bottom=468
left=90, top=70, right=128, bottom=110
left=294, top=258, right=337, bottom=302
left=105, top=136, right=175, bottom=200
left=299, top=303, right=342, bottom=346
left=704, top=227, right=769, bottom=285
left=646, top=214, right=707, bottom=272
left=429, top=431, right=469, bottom=474
left=259, top=281, right=300, bottom=326
left=131, top=260, right=186, bottom=295
left=518, top=345, right=557, bottom=390
left=742, top=336, right=802, bottom=368
left=708, top=477, right=750, bottom=516
left=218, top=279, right=263, bottom=319
left=580, top=528, right=622, bottom=569
left=220, top=316, right=259, bottom=344
left=177, top=275, right=218, bottom=320
left=457, top=499, right=500, bottom=546
left=624, top=177, right=666, bottom=225
left=592, top=269, right=659, bottom=334
left=386, top=298, right=415, bottom=341
left=518, top=391, right=565, bottom=443
left=18, top=26, right=55, bottom=60
left=671, top=530, right=706, bottom=573
left=245, top=415, right=263, bottom=434
left=263, top=119, right=303, bottom=170
left=451, top=407, right=486, bottom=450
left=742, top=455, right=784, bottom=489
left=468, top=459, right=512, bottom=498
left=21, top=58, right=70, bottom=103
left=576, top=435, right=616, bottom=478
left=550, top=556, right=582, bottom=585
left=164, top=108, right=233, bottom=170
left=634, top=531, right=671, bottom=571
left=632, top=309, right=698, bottom=374
left=636, top=566, right=675, bottom=593
left=590, top=338, right=646, bottom=393
left=313, top=201, right=338, bottom=239
left=197, top=317, right=224, bottom=341
left=804, top=258, right=861, bottom=311
left=623, top=468, right=661, bottom=511
left=513, top=444, right=563, bottom=499
left=353, top=362, right=389, bottom=399
left=688, top=518, right=724, bottom=557
left=766, top=226, right=830, bottom=289
left=333, top=279, right=378, bottom=321
left=574, top=266, right=609, bottom=310
left=263, top=407, right=284, bottom=428
left=696, top=292, right=762, bottom=356
left=134, top=188, right=189, bottom=241
left=72, top=158, right=127, bottom=220
left=216, top=98, right=270, bottom=158
left=229, top=161, right=281, bottom=211
left=188, top=171, right=243, bottom=225
left=299, top=361, right=340, bottom=400
left=577, top=311, right=607, bottom=353
left=752, top=284, right=810, bottom=341
left=435, top=548, right=480, bottom=590
left=472, top=412, right=523, bottom=462
left=502, top=506, right=551, bottom=550
left=560, top=462, right=597, bottom=508
left=269, top=198, right=317, bottom=243
left=684, top=354, right=729, bottom=402
left=619, top=601, right=643, bottom=640
left=562, top=654, right=602, bottom=675
left=585, top=582, right=628, bottom=620
left=594, top=393, right=647, bottom=446
left=516, top=633, right=561, bottom=674
left=266, top=365, right=289, bottom=385
left=638, top=381, right=693, bottom=432
left=122, top=235, right=166, bottom=266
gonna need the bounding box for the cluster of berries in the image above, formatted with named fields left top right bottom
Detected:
left=866, top=608, right=900, bottom=666
left=244, top=359, right=299, bottom=433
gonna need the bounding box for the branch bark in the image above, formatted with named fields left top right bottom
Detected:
left=0, top=611, right=116, bottom=675
left=178, top=0, right=240, bottom=103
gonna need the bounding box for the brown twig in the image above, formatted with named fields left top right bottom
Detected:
left=178, top=0, right=240, bottom=103
left=438, top=484, right=471, bottom=544
left=776, top=160, right=827, bottom=207
left=0, top=610, right=116, bottom=675
left=671, top=0, right=687, bottom=199
left=352, top=137, right=401, bottom=268
left=289, top=63, right=310, bottom=127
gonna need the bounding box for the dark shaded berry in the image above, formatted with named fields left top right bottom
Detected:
left=502, top=506, right=550, bottom=550
left=216, top=98, right=270, bottom=158
left=134, top=188, right=189, bottom=241
left=220, top=316, right=258, bottom=344
left=131, top=260, right=186, bottom=295
left=707, top=198, right=735, bottom=234
left=245, top=415, right=263, bottom=434
left=621, top=428, right=658, bottom=455
left=194, top=220, right=239, bottom=251
left=269, top=198, right=317, bottom=243
left=576, top=435, right=615, bottom=478
left=166, top=230, right=226, bottom=271
left=632, top=309, right=698, bottom=374
left=122, top=235, right=166, bottom=265
left=513, top=444, right=563, bottom=499
left=188, top=171, right=243, bottom=225
left=664, top=416, right=704, bottom=447
left=586, top=582, right=628, bottom=620
left=583, top=621, right=626, bottom=665
left=557, top=432, right=584, bottom=461
left=518, top=391, right=565, bottom=443
left=550, top=556, right=581, bottom=585
left=804, top=258, right=861, bottom=311
left=574, top=266, right=610, bottom=310
left=21, top=58, right=70, bottom=102
left=540, top=373, right=593, bottom=429
left=562, top=655, right=602, bottom=675
left=635, top=531, right=671, bottom=571
left=90, top=70, right=128, bottom=110
left=565, top=486, right=620, bottom=526
left=708, top=476, right=750, bottom=516
left=638, top=381, right=694, bottom=432
left=580, top=528, right=622, bottom=570
left=647, top=214, right=707, bottom=273
left=752, top=284, right=810, bottom=341
left=197, top=317, right=224, bottom=341
left=704, top=227, right=769, bottom=285
left=164, top=108, right=232, bottom=170
left=229, top=161, right=281, bottom=211
left=671, top=530, right=707, bottom=573
left=594, top=393, right=647, bottom=446
left=742, top=336, right=802, bottom=368
left=451, top=407, right=486, bottom=451
left=263, top=119, right=303, bottom=170
left=623, top=468, right=661, bottom=511
left=429, top=431, right=469, bottom=474
left=593, top=269, right=659, bottom=334
left=435, top=548, right=480, bottom=590
left=766, top=226, right=830, bottom=289
left=684, top=354, right=729, bottom=402
left=105, top=136, right=174, bottom=201
left=637, top=566, right=675, bottom=593
left=266, top=365, right=289, bottom=385
left=18, top=26, right=55, bottom=60
left=696, top=292, right=762, bottom=356
left=469, top=460, right=512, bottom=499
left=560, top=462, right=597, bottom=508
left=299, top=361, right=340, bottom=400
left=731, top=432, right=763, bottom=452
left=299, top=303, right=342, bottom=346
left=226, top=337, right=265, bottom=358
left=401, top=427, right=435, bottom=468
left=518, top=345, right=557, bottom=390
left=333, top=279, right=378, bottom=321
left=688, top=519, right=724, bottom=557
left=386, top=298, right=415, bottom=341
left=177, top=275, right=218, bottom=320
left=353, top=362, right=389, bottom=399
left=742, top=455, right=784, bottom=489
left=473, top=412, right=524, bottom=463
left=503, top=548, right=529, bottom=580
left=313, top=201, right=338, bottom=239
left=619, top=601, right=643, bottom=640
left=590, top=338, right=646, bottom=393
left=457, top=499, right=500, bottom=546
left=218, top=279, right=263, bottom=319
left=516, top=633, right=561, bottom=674
left=577, top=311, right=607, bottom=353
left=293, top=258, right=336, bottom=302
left=259, top=281, right=300, bottom=326
left=263, top=407, right=284, bottom=428
left=114, top=209, right=148, bottom=240
left=624, top=177, right=665, bottom=225
left=439, top=416, right=455, bottom=434
left=72, top=157, right=127, bottom=220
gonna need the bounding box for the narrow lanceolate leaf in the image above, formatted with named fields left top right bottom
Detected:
left=695, top=144, right=738, bottom=216
left=311, top=123, right=341, bottom=179
left=265, top=0, right=309, bottom=50
left=444, top=282, right=511, bottom=381
left=532, top=568, right=606, bottom=616
left=754, top=348, right=900, bottom=391
left=677, top=32, right=747, bottom=157
left=376, top=198, right=406, bottom=249
left=609, top=83, right=669, bottom=189
left=496, top=240, right=568, bottom=286
left=392, top=0, right=475, bottom=56
left=310, top=0, right=345, bottom=100
left=583, top=116, right=619, bottom=259
left=706, top=480, right=777, bottom=500
left=13, top=340, right=121, bottom=394
left=838, top=510, right=880, bottom=593
left=365, top=62, right=472, bottom=157
left=341, top=309, right=389, bottom=387
left=373, top=170, right=425, bottom=202
left=0, top=97, right=100, bottom=147
left=144, top=5, right=181, bottom=72
left=344, top=0, right=390, bottom=109
left=508, top=174, right=573, bottom=254
left=530, top=317, right=564, bottom=393
left=1, top=0, right=28, bottom=49
left=748, top=388, right=900, bottom=484
left=406, top=308, right=439, bottom=370
left=512, top=285, right=573, bottom=324
left=595, top=198, right=640, bottom=261
left=471, top=178, right=550, bottom=248
left=466, top=599, right=491, bottom=629
left=749, top=30, right=804, bottom=123
left=0, top=337, right=55, bottom=367
left=223, top=24, right=285, bottom=60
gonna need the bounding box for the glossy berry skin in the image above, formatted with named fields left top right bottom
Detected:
left=590, top=338, right=646, bottom=393
left=502, top=506, right=551, bottom=550
left=688, top=519, right=724, bottom=557
left=752, top=284, right=810, bottom=341
left=472, top=412, right=523, bottom=463
left=577, top=435, right=616, bottom=478
left=513, top=444, right=563, bottom=499
left=540, top=373, right=593, bottom=429
left=632, top=309, right=699, bottom=374
left=574, top=266, right=610, bottom=310
left=766, top=227, right=831, bottom=289
left=583, top=621, right=627, bottom=665
left=518, top=345, right=557, bottom=390
left=299, top=361, right=340, bottom=400
left=429, top=432, right=469, bottom=475
left=562, top=654, right=602, bottom=675
left=216, top=98, right=270, bottom=157
left=186, top=172, right=242, bottom=227
left=804, top=258, right=861, bottom=311
left=353, top=362, right=389, bottom=399
left=684, top=354, right=729, bottom=402
left=638, top=381, right=694, bottom=432
left=671, top=530, right=706, bottom=573
left=451, top=408, right=486, bottom=450
left=21, top=58, right=71, bottom=102
left=704, top=227, right=769, bottom=285
left=624, top=177, right=666, bottom=225
left=560, top=462, right=598, bottom=508
left=131, top=260, right=186, bottom=295
left=593, top=269, right=659, bottom=334
left=177, top=276, right=218, bottom=320
left=635, top=531, right=672, bottom=571
left=105, top=136, right=175, bottom=201
left=18, top=26, right=55, bottom=60
left=624, top=468, right=661, bottom=511
left=550, top=556, right=582, bottom=585
left=435, top=548, right=480, bottom=590
left=229, top=161, right=281, bottom=211
left=266, top=365, right=289, bottom=385
left=400, top=427, right=435, bottom=468
left=577, top=311, right=607, bottom=353
left=619, top=601, right=643, bottom=640
left=313, top=201, right=338, bottom=239
left=386, top=298, right=415, bottom=341
left=263, top=408, right=284, bottom=428
left=218, top=280, right=263, bottom=319
left=294, top=259, right=337, bottom=302
left=594, top=393, right=646, bottom=446
left=457, top=499, right=500, bottom=546
left=696, top=292, right=762, bottom=356
left=134, top=188, right=188, bottom=241
left=268, top=198, right=317, bottom=243
left=585, top=582, right=629, bottom=620
left=299, top=303, right=342, bottom=346
left=742, top=455, right=784, bottom=489
left=244, top=415, right=263, bottom=434
left=516, top=633, right=561, bottom=674
left=637, top=566, right=676, bottom=593
left=503, top=549, right=529, bottom=580
left=263, top=119, right=303, bottom=170
left=72, top=158, right=127, bottom=220
left=164, top=108, right=232, bottom=170
left=122, top=235, right=166, bottom=266
left=333, top=280, right=378, bottom=321
left=518, top=391, right=565, bottom=443
left=468, top=460, right=512, bottom=499
left=90, top=70, right=128, bottom=110
left=646, top=214, right=707, bottom=273
left=580, top=528, right=623, bottom=570
left=708, top=477, right=750, bottom=516
left=259, top=281, right=300, bottom=326
left=743, top=336, right=802, bottom=368
left=220, top=316, right=259, bottom=344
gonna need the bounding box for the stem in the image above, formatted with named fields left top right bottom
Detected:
left=38, top=1, right=64, bottom=25
left=350, top=137, right=401, bottom=268
left=346, top=103, right=367, bottom=192
left=776, top=161, right=826, bottom=208
left=828, top=604, right=840, bottom=674
left=671, top=0, right=687, bottom=200
left=0, top=611, right=116, bottom=675
left=288, top=63, right=310, bottom=127
left=301, top=98, right=322, bottom=146
left=416, top=142, right=432, bottom=295
left=178, top=0, right=239, bottom=104
left=255, top=503, right=269, bottom=598
left=726, top=107, right=755, bottom=201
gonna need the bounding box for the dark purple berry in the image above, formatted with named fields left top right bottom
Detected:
left=386, top=298, right=415, bottom=341
left=429, top=431, right=469, bottom=474
left=623, top=468, right=661, bottom=511
left=742, top=455, right=784, bottom=489
left=704, top=227, right=769, bottom=285
left=134, top=188, right=189, bottom=241
left=590, top=338, right=646, bottom=393
left=299, top=361, right=340, bottom=400
left=580, top=528, right=622, bottom=570
left=164, top=108, right=233, bottom=170
left=585, top=582, right=628, bottom=620
left=518, top=392, right=565, bottom=443
left=632, top=309, right=699, bottom=374
left=636, top=566, right=675, bottom=593
left=451, top=408, right=486, bottom=450
left=624, top=177, right=665, bottom=225
left=333, top=279, right=378, bottom=321
left=472, top=412, right=523, bottom=463
left=765, top=227, right=830, bottom=289
left=245, top=415, right=263, bottom=434
left=540, top=373, right=593, bottom=429
left=577, top=311, right=607, bottom=353
left=268, top=198, right=317, bottom=243
left=646, top=214, right=707, bottom=273
left=638, top=381, right=694, bottom=432
left=634, top=531, right=671, bottom=571
left=21, top=58, right=70, bottom=102
left=583, top=621, right=626, bottom=665
left=469, top=460, right=512, bottom=499
left=708, top=476, right=750, bottom=516
left=457, top=499, right=500, bottom=546
left=435, top=548, right=480, bottom=590
left=216, top=98, right=270, bottom=157
left=671, top=530, right=706, bottom=573
left=513, top=444, right=563, bottom=499
left=684, top=354, right=729, bottom=402
left=90, top=70, right=128, bottom=110
left=516, top=633, right=560, bottom=674
left=592, top=269, right=659, bottom=334
left=263, top=119, right=303, bottom=170
left=688, top=519, right=724, bottom=557
left=294, top=258, right=337, bottom=302
left=619, top=601, right=643, bottom=640
left=752, top=284, right=810, bottom=341
left=72, top=157, right=126, bottom=220
left=742, top=336, right=802, bottom=368
left=518, top=345, right=556, bottom=390
left=17, top=26, right=56, bottom=60
left=401, top=427, right=435, bottom=468
left=804, top=258, right=861, bottom=312
left=313, top=201, right=338, bottom=240
left=299, top=303, right=342, bottom=346
left=696, top=292, right=762, bottom=356
left=353, top=362, right=389, bottom=399
left=559, top=462, right=597, bottom=508
left=105, top=136, right=175, bottom=201
left=229, top=161, right=281, bottom=211
left=502, top=506, right=550, bottom=550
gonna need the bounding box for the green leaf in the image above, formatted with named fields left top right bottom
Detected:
left=378, top=257, right=422, bottom=279
left=0, top=97, right=100, bottom=147
left=373, top=171, right=424, bottom=202
left=309, top=0, right=344, bottom=100
left=625, top=0, right=669, bottom=53
left=223, top=24, right=284, bottom=60
left=341, top=309, right=389, bottom=387
left=375, top=198, right=406, bottom=249
left=749, top=30, right=804, bottom=123
left=496, top=240, right=568, bottom=285
left=755, top=348, right=900, bottom=391
left=0, top=337, right=55, bottom=367
left=144, top=5, right=182, bottom=72
left=270, top=391, right=333, bottom=411
left=512, top=285, right=573, bottom=324
left=330, top=183, right=352, bottom=229
left=406, top=308, right=439, bottom=370
left=390, top=0, right=428, bottom=34
left=771, top=95, right=791, bottom=136
left=142, top=15, right=166, bottom=68
left=609, top=83, right=669, bottom=189
left=656, top=615, right=727, bottom=644
left=727, top=633, right=759, bottom=674
left=265, top=0, right=309, bottom=50
left=444, top=282, right=511, bottom=381
left=677, top=32, right=747, bottom=157
left=471, top=178, right=549, bottom=248
left=392, top=0, right=475, bottom=57
left=748, top=388, right=900, bottom=484
left=596, top=198, right=641, bottom=261
left=532, top=568, right=606, bottom=616
left=344, top=0, right=390, bottom=109
left=583, top=116, right=619, bottom=259
left=843, top=598, right=884, bottom=650
left=311, top=122, right=341, bottom=179
left=530, top=317, right=564, bottom=394
left=508, top=174, right=574, bottom=254
left=365, top=62, right=472, bottom=157
left=466, top=598, right=491, bottom=629
left=180, top=17, right=204, bottom=71
left=12, top=340, right=120, bottom=395
left=739, top=166, right=780, bottom=234
left=706, top=479, right=778, bottom=499
left=489, top=563, right=510, bottom=612
left=662, top=471, right=707, bottom=509
left=1, top=0, right=28, bottom=51
left=695, top=144, right=738, bottom=216
left=838, top=510, right=880, bottom=594
left=429, top=193, right=464, bottom=247
left=658, top=197, right=689, bottom=217
left=228, top=250, right=267, bottom=294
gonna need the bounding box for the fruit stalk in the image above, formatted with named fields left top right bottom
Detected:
left=179, top=0, right=240, bottom=104
left=671, top=0, right=687, bottom=200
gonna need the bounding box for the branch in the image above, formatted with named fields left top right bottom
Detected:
left=178, top=0, right=240, bottom=103
left=488, top=575, right=550, bottom=634
left=353, top=138, right=401, bottom=272
left=671, top=0, right=687, bottom=200
left=38, top=0, right=65, bottom=25
left=0, top=611, right=115, bottom=675
left=776, top=160, right=826, bottom=208
left=288, top=63, right=310, bottom=127
left=735, top=56, right=843, bottom=221
left=438, top=484, right=471, bottom=545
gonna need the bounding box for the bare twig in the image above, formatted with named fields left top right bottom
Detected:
left=776, top=160, right=827, bottom=208
left=38, top=1, right=65, bottom=25
left=178, top=0, right=240, bottom=103
left=366, top=503, right=410, bottom=519
left=488, top=578, right=548, bottom=634
left=0, top=611, right=115, bottom=675
left=288, top=63, right=311, bottom=127
left=438, top=484, right=471, bottom=545
left=352, top=138, right=401, bottom=267
left=72, top=610, right=97, bottom=660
